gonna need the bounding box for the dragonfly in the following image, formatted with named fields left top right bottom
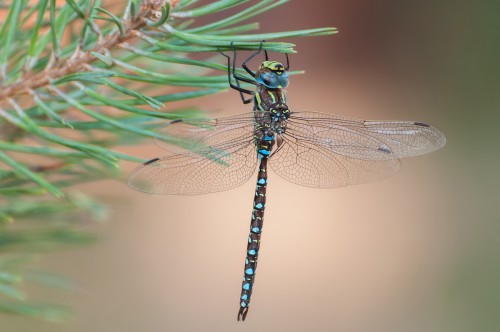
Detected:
left=128, top=43, right=446, bottom=321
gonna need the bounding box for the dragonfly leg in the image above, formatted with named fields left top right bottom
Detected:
left=241, top=40, right=267, bottom=77
left=284, top=52, right=290, bottom=71
left=219, top=49, right=254, bottom=104
left=229, top=42, right=257, bottom=85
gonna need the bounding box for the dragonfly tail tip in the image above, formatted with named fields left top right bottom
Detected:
left=237, top=307, right=249, bottom=321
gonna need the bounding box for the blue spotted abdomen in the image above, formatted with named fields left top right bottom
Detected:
left=238, top=136, right=273, bottom=321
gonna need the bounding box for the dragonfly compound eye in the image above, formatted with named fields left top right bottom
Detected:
left=257, top=72, right=276, bottom=87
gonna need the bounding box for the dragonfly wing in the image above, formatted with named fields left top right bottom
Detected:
left=129, top=141, right=258, bottom=195
left=130, top=115, right=259, bottom=195
left=286, top=111, right=446, bottom=159
left=270, top=134, right=401, bottom=188
left=270, top=111, right=445, bottom=188
left=155, top=113, right=258, bottom=153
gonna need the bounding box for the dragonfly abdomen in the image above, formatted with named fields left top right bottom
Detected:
left=238, top=137, right=273, bottom=321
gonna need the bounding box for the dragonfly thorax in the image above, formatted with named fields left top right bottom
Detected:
left=267, top=104, right=289, bottom=135
left=254, top=84, right=290, bottom=136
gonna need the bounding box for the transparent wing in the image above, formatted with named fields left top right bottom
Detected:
left=154, top=113, right=259, bottom=153
left=269, top=111, right=445, bottom=188
left=286, top=111, right=446, bottom=159
left=129, top=116, right=258, bottom=195
left=270, top=134, right=401, bottom=188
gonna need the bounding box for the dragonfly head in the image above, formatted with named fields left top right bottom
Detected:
left=256, top=61, right=289, bottom=89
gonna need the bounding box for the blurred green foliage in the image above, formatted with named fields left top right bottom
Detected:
left=0, top=0, right=335, bottom=321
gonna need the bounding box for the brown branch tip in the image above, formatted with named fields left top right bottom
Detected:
left=0, top=0, right=178, bottom=102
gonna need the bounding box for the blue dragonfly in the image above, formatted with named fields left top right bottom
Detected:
left=128, top=43, right=446, bottom=321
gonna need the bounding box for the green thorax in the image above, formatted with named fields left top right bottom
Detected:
left=254, top=86, right=288, bottom=112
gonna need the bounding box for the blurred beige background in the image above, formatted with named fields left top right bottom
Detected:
left=5, top=1, right=500, bottom=331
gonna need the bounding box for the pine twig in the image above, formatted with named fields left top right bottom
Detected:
left=0, top=0, right=177, bottom=101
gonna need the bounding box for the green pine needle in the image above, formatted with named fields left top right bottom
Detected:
left=0, top=0, right=337, bottom=322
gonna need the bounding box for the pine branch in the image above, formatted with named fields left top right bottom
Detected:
left=1, top=1, right=156, bottom=100
left=0, top=0, right=337, bottom=321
